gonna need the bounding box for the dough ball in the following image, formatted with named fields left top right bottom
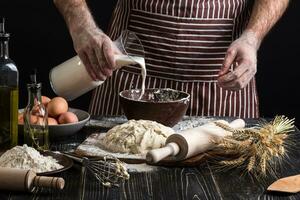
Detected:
left=100, top=120, right=175, bottom=154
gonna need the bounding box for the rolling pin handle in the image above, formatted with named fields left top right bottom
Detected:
left=33, top=176, right=65, bottom=190
left=229, top=119, right=246, bottom=129
left=146, top=142, right=180, bottom=163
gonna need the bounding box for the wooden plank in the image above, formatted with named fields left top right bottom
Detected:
left=82, top=162, right=222, bottom=200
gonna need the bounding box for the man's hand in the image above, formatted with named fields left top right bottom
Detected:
left=71, top=27, right=119, bottom=81
left=218, top=0, right=289, bottom=91
left=218, top=31, right=258, bottom=91
left=53, top=0, right=121, bottom=81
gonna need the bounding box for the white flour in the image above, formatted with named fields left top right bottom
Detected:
left=126, top=163, right=158, bottom=172
left=0, top=145, right=63, bottom=173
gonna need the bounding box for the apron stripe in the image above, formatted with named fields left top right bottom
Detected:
left=147, top=76, right=151, bottom=89
left=247, top=83, right=250, bottom=118
left=195, top=82, right=199, bottom=116
left=165, top=0, right=170, bottom=15
left=201, top=82, right=205, bottom=116
left=251, top=79, right=255, bottom=118
left=222, top=90, right=228, bottom=116
left=217, top=0, right=221, bottom=18
left=190, top=82, right=194, bottom=115
left=92, top=79, right=100, bottom=115
left=218, top=85, right=223, bottom=116
left=233, top=90, right=237, bottom=116
left=102, top=77, right=109, bottom=115
left=229, top=91, right=233, bottom=116
left=111, top=70, right=119, bottom=115
left=114, top=70, right=124, bottom=114
left=105, top=74, right=112, bottom=115
left=93, top=80, right=102, bottom=114
left=208, top=82, right=212, bottom=116
left=243, top=87, right=247, bottom=118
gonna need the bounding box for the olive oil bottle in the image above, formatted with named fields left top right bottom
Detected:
left=0, top=18, right=18, bottom=151
left=23, top=71, right=49, bottom=150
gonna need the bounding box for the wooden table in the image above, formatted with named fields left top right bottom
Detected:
left=1, top=117, right=300, bottom=200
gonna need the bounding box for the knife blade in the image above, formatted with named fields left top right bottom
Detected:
left=267, top=174, right=300, bottom=193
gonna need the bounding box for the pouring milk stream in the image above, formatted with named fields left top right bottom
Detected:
left=49, top=31, right=146, bottom=101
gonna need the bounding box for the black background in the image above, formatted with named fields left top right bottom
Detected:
left=0, top=0, right=299, bottom=126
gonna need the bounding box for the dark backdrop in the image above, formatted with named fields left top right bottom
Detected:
left=0, top=1, right=299, bottom=126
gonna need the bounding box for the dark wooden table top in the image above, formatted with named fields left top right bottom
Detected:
left=1, top=117, right=300, bottom=200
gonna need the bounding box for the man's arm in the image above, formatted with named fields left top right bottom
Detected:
left=53, top=0, right=117, bottom=81
left=218, top=0, right=289, bottom=90
left=53, top=0, right=97, bottom=35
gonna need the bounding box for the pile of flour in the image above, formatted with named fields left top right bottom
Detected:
left=0, top=145, right=63, bottom=173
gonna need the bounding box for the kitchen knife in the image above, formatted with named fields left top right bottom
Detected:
left=267, top=174, right=300, bottom=193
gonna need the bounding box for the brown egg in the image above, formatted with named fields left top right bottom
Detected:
left=47, top=97, right=68, bottom=118
left=42, top=96, right=51, bottom=107
left=18, top=113, right=24, bottom=124
left=39, top=116, right=52, bottom=125
left=23, top=115, right=39, bottom=124
left=58, top=112, right=79, bottom=124
left=48, top=117, right=58, bottom=125
left=20, top=113, right=48, bottom=125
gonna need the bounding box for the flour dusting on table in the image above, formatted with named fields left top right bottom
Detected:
left=126, top=163, right=158, bottom=172
left=0, top=145, right=63, bottom=173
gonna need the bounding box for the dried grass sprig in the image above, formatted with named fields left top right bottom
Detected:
left=211, top=115, right=295, bottom=178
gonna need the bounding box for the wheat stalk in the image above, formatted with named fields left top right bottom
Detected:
left=247, top=155, right=256, bottom=171
left=220, top=156, right=246, bottom=166
left=212, top=116, right=295, bottom=178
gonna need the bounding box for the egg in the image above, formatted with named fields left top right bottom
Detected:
left=30, top=115, right=39, bottom=124
left=48, top=117, right=58, bottom=125
left=47, top=97, right=68, bottom=118
left=42, top=96, right=51, bottom=107
left=36, top=117, right=46, bottom=125
left=19, top=111, right=58, bottom=126
left=18, top=113, right=24, bottom=124
left=21, top=114, right=39, bottom=124
left=58, top=112, right=79, bottom=124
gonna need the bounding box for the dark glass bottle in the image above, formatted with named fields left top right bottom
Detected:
left=0, top=18, right=18, bottom=151
left=24, top=72, right=49, bottom=150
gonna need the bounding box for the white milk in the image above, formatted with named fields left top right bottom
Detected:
left=115, top=55, right=146, bottom=98
left=49, top=55, right=146, bottom=101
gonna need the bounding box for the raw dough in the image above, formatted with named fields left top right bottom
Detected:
left=100, top=120, right=175, bottom=154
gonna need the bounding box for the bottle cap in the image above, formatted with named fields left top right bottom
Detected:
left=0, top=18, right=10, bottom=39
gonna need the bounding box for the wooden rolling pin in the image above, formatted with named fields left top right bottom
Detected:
left=0, top=167, right=65, bottom=192
left=146, top=119, right=245, bottom=163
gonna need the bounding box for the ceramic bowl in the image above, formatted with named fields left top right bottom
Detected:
left=119, top=88, right=190, bottom=127
left=19, top=108, right=90, bottom=138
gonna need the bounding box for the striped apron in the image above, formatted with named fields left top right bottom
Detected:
left=89, top=0, right=259, bottom=118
